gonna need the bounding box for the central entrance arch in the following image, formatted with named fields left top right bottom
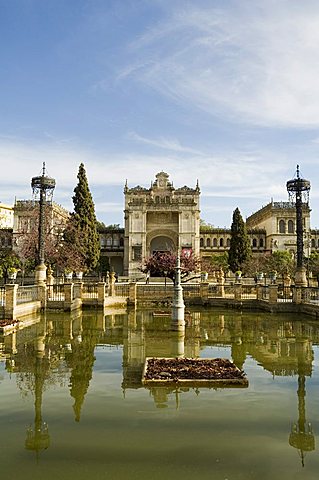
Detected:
left=150, top=236, right=175, bottom=255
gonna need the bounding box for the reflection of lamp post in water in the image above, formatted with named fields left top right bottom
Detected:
left=286, top=165, right=311, bottom=287
left=289, top=372, right=315, bottom=467
left=25, top=332, right=50, bottom=458
left=289, top=335, right=314, bottom=467
left=31, top=162, right=56, bottom=284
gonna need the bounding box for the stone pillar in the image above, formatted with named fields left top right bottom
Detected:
left=109, top=271, right=116, bottom=297
left=64, top=283, right=73, bottom=310
left=256, top=285, right=263, bottom=301
left=217, top=269, right=225, bottom=297
left=293, top=286, right=302, bottom=304
left=200, top=282, right=209, bottom=301
left=5, top=284, right=18, bottom=320
left=97, top=282, right=106, bottom=306
left=73, top=282, right=83, bottom=300
left=37, top=284, right=47, bottom=310
left=268, top=284, right=278, bottom=304
left=234, top=284, right=242, bottom=301
left=128, top=282, right=137, bottom=306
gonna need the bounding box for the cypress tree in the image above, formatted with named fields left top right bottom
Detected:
left=228, top=207, right=251, bottom=273
left=72, top=163, right=100, bottom=271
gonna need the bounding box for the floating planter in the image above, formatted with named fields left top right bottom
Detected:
left=142, top=357, right=248, bottom=387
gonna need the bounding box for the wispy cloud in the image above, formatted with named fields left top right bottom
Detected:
left=128, top=131, right=205, bottom=155
left=119, top=0, right=319, bottom=127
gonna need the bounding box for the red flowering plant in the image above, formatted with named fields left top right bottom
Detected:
left=141, top=251, right=200, bottom=284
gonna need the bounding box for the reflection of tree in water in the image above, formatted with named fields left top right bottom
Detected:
left=65, top=315, right=100, bottom=422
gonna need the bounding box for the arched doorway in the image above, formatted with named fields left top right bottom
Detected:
left=150, top=236, right=175, bottom=255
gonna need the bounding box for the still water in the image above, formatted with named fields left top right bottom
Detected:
left=0, top=308, right=319, bottom=480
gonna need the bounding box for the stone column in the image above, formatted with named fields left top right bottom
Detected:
left=128, top=282, right=137, bottom=306
left=5, top=284, right=18, bottom=320
left=73, top=282, right=83, bottom=300
left=268, top=284, right=278, bottom=304
left=293, top=286, right=302, bottom=304
left=64, top=283, right=73, bottom=310
left=97, top=282, right=106, bottom=306
left=234, top=284, right=242, bottom=301
left=217, top=268, right=225, bottom=297
left=256, top=285, right=263, bottom=301
left=200, top=282, right=209, bottom=301
left=109, top=272, right=116, bottom=297
left=37, top=284, right=47, bottom=310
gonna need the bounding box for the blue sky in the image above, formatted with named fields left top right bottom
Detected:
left=1, top=0, right=319, bottom=227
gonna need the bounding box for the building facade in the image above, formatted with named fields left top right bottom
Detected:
left=0, top=203, right=14, bottom=229
left=123, top=172, right=200, bottom=277
left=246, top=201, right=311, bottom=257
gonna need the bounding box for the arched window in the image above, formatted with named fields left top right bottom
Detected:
left=279, top=219, right=286, bottom=233
left=312, top=238, right=315, bottom=248
left=259, top=238, right=264, bottom=248
left=155, top=196, right=160, bottom=203
left=206, top=238, right=211, bottom=247
left=200, top=237, right=204, bottom=247
left=120, top=237, right=124, bottom=247
left=219, top=238, right=224, bottom=247
left=213, top=238, right=217, bottom=247
left=252, top=238, right=257, bottom=248
left=288, top=220, right=294, bottom=233
left=227, top=238, right=230, bottom=247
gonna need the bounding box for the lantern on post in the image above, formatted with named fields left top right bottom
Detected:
left=31, top=163, right=56, bottom=284
left=286, top=165, right=310, bottom=287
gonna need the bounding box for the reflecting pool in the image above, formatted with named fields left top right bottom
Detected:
left=1, top=308, right=319, bottom=480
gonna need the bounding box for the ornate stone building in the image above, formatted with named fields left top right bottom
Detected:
left=123, top=172, right=200, bottom=277
left=246, top=201, right=311, bottom=257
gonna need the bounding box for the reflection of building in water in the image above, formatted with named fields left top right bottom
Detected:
left=3, top=308, right=319, bottom=420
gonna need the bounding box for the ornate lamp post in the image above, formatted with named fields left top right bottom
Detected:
left=286, top=165, right=310, bottom=287
left=31, top=163, right=56, bottom=284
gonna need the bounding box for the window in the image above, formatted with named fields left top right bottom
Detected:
left=200, top=237, right=204, bottom=247
left=227, top=238, right=230, bottom=247
left=312, top=239, right=315, bottom=248
left=206, top=238, right=211, bottom=247
left=219, top=238, right=224, bottom=247
left=288, top=220, right=294, bottom=233
left=132, top=246, right=142, bottom=261
left=252, top=238, right=257, bottom=248
left=259, top=238, right=264, bottom=248
left=279, top=219, right=286, bottom=233
left=213, top=238, right=217, bottom=247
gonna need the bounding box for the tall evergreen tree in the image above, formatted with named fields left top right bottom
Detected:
left=72, top=163, right=100, bottom=271
left=228, top=207, right=251, bottom=273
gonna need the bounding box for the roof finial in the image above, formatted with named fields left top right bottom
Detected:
left=296, top=164, right=300, bottom=179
